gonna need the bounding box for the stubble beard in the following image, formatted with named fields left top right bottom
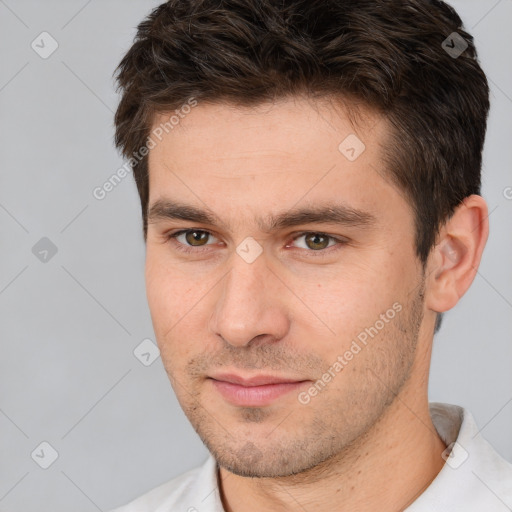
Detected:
left=170, top=276, right=426, bottom=479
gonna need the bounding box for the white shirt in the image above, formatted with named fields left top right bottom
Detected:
left=109, top=402, right=512, bottom=511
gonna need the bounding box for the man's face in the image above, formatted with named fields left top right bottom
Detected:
left=145, top=97, right=430, bottom=478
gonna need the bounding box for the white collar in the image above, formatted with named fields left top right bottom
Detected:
left=406, top=402, right=512, bottom=511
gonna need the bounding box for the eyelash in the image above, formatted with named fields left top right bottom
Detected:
left=165, top=229, right=347, bottom=257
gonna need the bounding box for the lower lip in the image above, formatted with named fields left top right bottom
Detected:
left=209, top=379, right=308, bottom=406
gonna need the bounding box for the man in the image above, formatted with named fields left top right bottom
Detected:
left=110, top=0, right=512, bottom=510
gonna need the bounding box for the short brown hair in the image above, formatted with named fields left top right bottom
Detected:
left=113, top=0, right=490, bottom=332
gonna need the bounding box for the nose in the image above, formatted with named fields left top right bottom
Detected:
left=209, top=249, right=290, bottom=348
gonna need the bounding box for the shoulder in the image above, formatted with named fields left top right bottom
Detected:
left=108, top=455, right=219, bottom=512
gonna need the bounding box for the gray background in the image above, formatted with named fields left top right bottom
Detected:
left=0, top=0, right=511, bottom=510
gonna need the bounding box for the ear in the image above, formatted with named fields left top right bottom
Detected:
left=425, top=194, right=489, bottom=314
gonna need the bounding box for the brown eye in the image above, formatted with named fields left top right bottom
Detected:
left=288, top=232, right=346, bottom=256
left=167, top=229, right=221, bottom=254
left=184, top=230, right=210, bottom=246
left=304, top=233, right=331, bottom=250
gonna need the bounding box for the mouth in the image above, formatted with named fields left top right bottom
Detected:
left=207, top=373, right=310, bottom=407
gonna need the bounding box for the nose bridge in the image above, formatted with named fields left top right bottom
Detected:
left=210, top=249, right=288, bottom=347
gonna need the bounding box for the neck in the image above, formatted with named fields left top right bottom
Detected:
left=218, top=385, right=447, bottom=512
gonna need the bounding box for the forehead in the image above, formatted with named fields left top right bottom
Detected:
left=146, top=97, right=411, bottom=232
left=148, top=96, right=380, bottom=165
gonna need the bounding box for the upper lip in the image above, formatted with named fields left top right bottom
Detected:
left=209, top=373, right=308, bottom=387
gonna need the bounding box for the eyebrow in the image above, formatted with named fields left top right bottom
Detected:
left=147, top=199, right=378, bottom=233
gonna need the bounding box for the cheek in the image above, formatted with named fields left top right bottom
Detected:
left=302, top=268, right=385, bottom=320
left=145, top=254, right=215, bottom=361
left=146, top=248, right=197, bottom=322
left=297, top=259, right=408, bottom=353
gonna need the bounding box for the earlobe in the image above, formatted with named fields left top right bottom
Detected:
left=426, top=194, right=489, bottom=313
